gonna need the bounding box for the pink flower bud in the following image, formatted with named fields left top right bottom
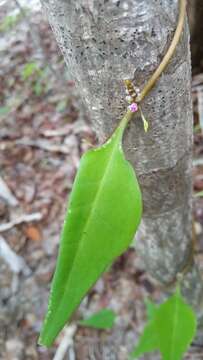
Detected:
left=128, top=102, right=138, bottom=113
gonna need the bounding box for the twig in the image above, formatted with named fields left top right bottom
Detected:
left=53, top=324, right=77, bottom=360
left=16, top=139, right=70, bottom=154
left=136, top=0, right=186, bottom=102
left=0, top=176, right=18, bottom=207
left=40, top=122, right=91, bottom=137
left=0, top=235, right=31, bottom=275
left=192, top=73, right=203, bottom=87
left=193, top=159, right=203, bottom=166
left=0, top=212, right=43, bottom=233
left=68, top=346, right=76, bottom=360
left=40, top=125, right=72, bottom=137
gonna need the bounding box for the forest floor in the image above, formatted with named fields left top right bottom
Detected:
left=0, top=2, right=203, bottom=360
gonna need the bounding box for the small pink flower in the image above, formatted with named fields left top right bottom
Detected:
left=128, top=102, right=138, bottom=113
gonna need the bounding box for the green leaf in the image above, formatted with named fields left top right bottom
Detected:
left=194, top=124, right=201, bottom=133
left=22, top=62, right=40, bottom=80
left=144, top=298, right=157, bottom=320
left=39, top=111, right=142, bottom=347
left=194, top=190, right=203, bottom=198
left=130, top=299, right=158, bottom=358
left=131, top=290, right=197, bottom=360
left=79, top=309, right=116, bottom=329
left=56, top=99, right=67, bottom=113
left=0, top=14, right=20, bottom=32
left=139, top=107, right=149, bottom=132
left=155, top=289, right=197, bottom=360
left=34, top=81, right=43, bottom=96
left=0, top=106, right=10, bottom=117
left=130, top=320, right=158, bottom=359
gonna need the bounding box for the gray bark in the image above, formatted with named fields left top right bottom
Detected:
left=41, top=1, right=203, bottom=313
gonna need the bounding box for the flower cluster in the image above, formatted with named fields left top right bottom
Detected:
left=125, top=82, right=140, bottom=113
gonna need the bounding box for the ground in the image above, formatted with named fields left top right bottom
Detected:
left=0, top=1, right=203, bottom=359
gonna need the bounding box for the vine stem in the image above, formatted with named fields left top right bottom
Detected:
left=135, top=0, right=187, bottom=103
left=119, top=109, right=134, bottom=132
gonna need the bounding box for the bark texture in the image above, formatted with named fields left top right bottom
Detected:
left=41, top=0, right=203, bottom=312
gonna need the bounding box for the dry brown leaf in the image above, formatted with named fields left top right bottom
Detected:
left=24, top=226, right=41, bottom=242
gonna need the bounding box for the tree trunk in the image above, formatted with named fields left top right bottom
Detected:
left=41, top=0, right=203, bottom=314
left=188, top=0, right=203, bottom=69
